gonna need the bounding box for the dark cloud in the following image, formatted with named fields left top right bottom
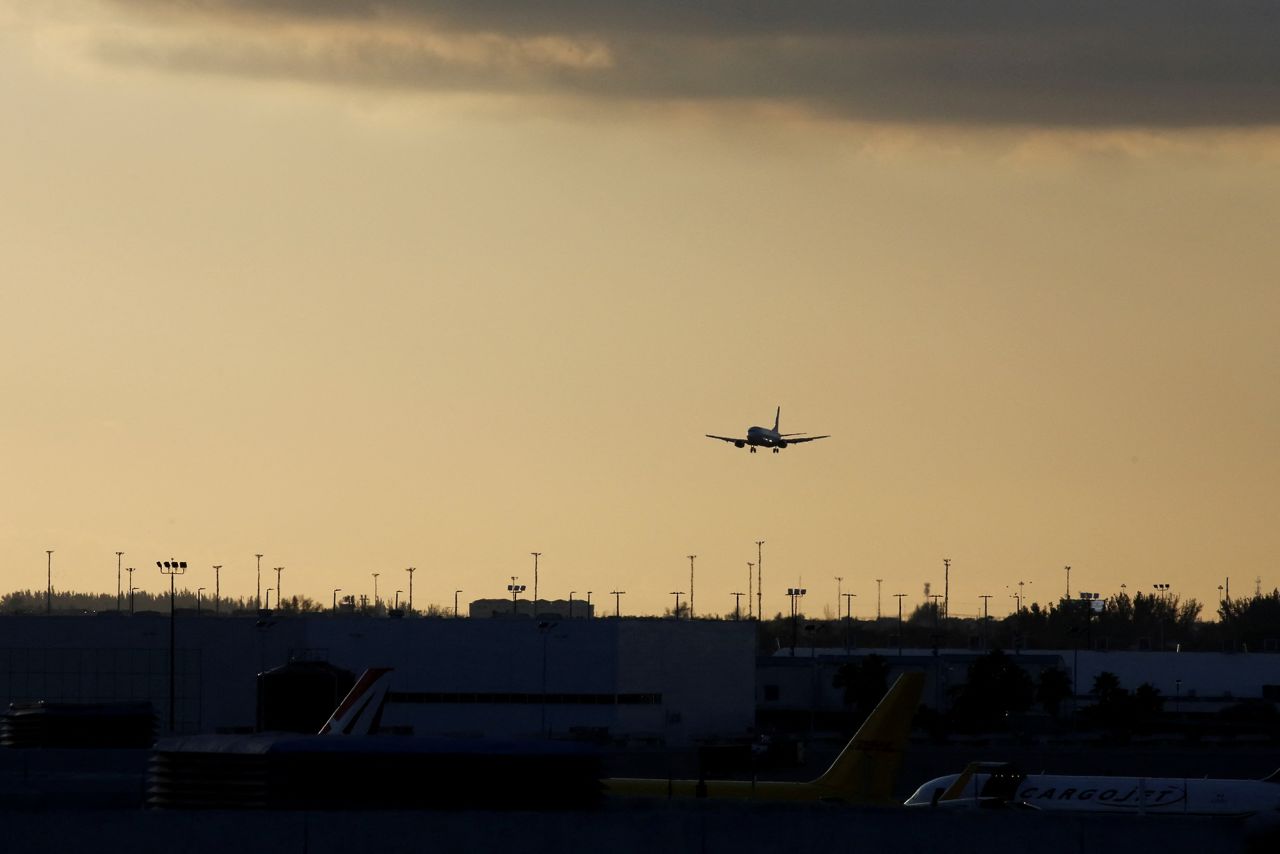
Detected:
left=102, top=1, right=1280, bottom=126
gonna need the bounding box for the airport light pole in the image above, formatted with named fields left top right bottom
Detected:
left=1154, top=582, right=1171, bottom=650
left=611, top=590, right=625, bottom=618
left=372, top=572, right=380, bottom=607
left=670, top=591, right=683, bottom=619
left=274, top=567, right=284, bottom=609
left=568, top=591, right=575, bottom=619
left=1065, top=564, right=1071, bottom=600
left=929, top=594, right=943, bottom=653
left=394, top=590, right=402, bottom=610
left=333, top=588, right=342, bottom=611
left=755, top=541, right=765, bottom=621
left=116, top=551, right=124, bottom=613
left=586, top=591, right=592, bottom=619
left=876, top=579, right=883, bottom=620
left=786, top=587, right=806, bottom=656
left=943, top=558, right=951, bottom=620
left=894, top=593, right=907, bottom=657
left=158, top=559, right=187, bottom=733
left=455, top=589, right=463, bottom=618
left=212, top=565, right=222, bottom=614
left=747, top=563, right=754, bottom=620
left=835, top=576, right=843, bottom=622
left=688, top=555, right=696, bottom=619
left=255, top=554, right=263, bottom=610
left=731, top=592, right=744, bottom=621
left=126, top=568, right=135, bottom=614
left=508, top=577, right=526, bottom=616
left=405, top=567, right=416, bottom=615
left=45, top=549, right=53, bottom=614
left=979, top=594, right=993, bottom=649
left=842, top=592, right=856, bottom=651
left=531, top=553, right=541, bottom=617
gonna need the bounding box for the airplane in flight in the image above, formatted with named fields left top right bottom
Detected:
left=603, top=671, right=923, bottom=802
left=706, top=407, right=830, bottom=453
left=905, top=760, right=1280, bottom=816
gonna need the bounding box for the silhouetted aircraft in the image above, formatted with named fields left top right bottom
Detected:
left=603, top=671, right=923, bottom=802
left=706, top=407, right=829, bottom=453
left=905, top=761, right=1280, bottom=816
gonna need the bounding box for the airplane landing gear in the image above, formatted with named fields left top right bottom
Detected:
left=772, top=447, right=780, bottom=453
left=749, top=447, right=757, bottom=453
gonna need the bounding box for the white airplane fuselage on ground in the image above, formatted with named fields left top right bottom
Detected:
left=906, top=763, right=1280, bottom=817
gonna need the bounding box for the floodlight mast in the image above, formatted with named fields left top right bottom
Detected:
left=158, top=559, right=187, bottom=733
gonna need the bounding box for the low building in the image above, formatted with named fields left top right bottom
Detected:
left=467, top=598, right=594, bottom=620
left=0, top=614, right=750, bottom=745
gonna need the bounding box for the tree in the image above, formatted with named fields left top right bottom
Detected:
left=1132, top=682, right=1164, bottom=729
left=1036, top=667, right=1072, bottom=718
left=1084, top=670, right=1154, bottom=735
left=948, top=650, right=1034, bottom=732
left=1091, top=671, right=1123, bottom=704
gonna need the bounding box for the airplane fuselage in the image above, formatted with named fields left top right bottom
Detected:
left=745, top=426, right=786, bottom=450
left=907, top=770, right=1280, bottom=817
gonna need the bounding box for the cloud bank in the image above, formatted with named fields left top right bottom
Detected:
left=94, top=1, right=1280, bottom=126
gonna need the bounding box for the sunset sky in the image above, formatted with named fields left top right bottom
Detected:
left=3, top=1, right=1278, bottom=620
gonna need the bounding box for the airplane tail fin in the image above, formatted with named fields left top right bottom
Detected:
left=319, top=667, right=393, bottom=735
left=811, top=671, right=924, bottom=803
left=773, top=406, right=780, bottom=433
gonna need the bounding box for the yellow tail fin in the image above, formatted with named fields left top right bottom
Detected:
left=812, top=671, right=924, bottom=802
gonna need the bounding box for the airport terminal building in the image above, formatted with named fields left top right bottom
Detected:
left=0, top=614, right=753, bottom=744
left=3, top=612, right=1279, bottom=744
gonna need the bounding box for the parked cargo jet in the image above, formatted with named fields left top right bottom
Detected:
left=905, top=761, right=1280, bottom=816
left=706, top=407, right=830, bottom=453
left=150, top=668, right=602, bottom=810
left=603, top=671, right=923, bottom=802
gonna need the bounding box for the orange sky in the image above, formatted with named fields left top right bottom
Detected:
left=2, top=2, right=1278, bottom=619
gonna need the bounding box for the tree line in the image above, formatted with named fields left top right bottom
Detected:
left=757, top=589, right=1280, bottom=654
left=833, top=650, right=1278, bottom=740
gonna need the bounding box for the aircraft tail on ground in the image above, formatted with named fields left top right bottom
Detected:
left=811, top=671, right=925, bottom=801
left=603, top=670, right=923, bottom=803
left=318, top=668, right=393, bottom=735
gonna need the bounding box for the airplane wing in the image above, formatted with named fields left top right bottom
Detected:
left=783, top=435, right=830, bottom=444
left=705, top=434, right=746, bottom=443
